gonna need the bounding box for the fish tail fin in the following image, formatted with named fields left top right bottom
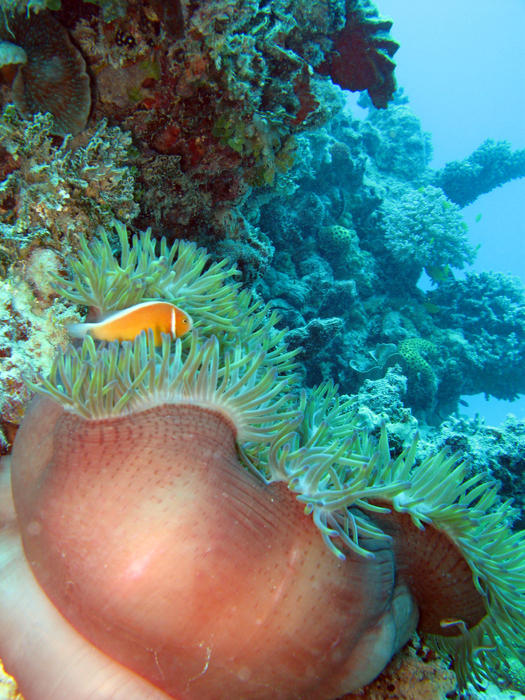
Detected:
left=67, top=322, right=92, bottom=339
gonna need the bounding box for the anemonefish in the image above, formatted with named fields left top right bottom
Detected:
left=68, top=301, right=193, bottom=346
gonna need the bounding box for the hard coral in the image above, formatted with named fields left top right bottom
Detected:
left=426, top=413, right=525, bottom=530
left=397, top=337, right=438, bottom=413
left=68, top=0, right=398, bottom=251
left=341, top=637, right=458, bottom=699
left=0, top=231, right=524, bottom=698
left=248, top=97, right=525, bottom=423
left=428, top=271, right=525, bottom=402
left=359, top=100, right=433, bottom=180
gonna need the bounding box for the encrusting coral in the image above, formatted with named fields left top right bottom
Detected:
left=0, top=226, right=523, bottom=698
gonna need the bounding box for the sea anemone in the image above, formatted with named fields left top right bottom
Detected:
left=0, top=228, right=523, bottom=698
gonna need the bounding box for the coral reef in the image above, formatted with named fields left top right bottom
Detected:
left=0, top=1, right=523, bottom=697
left=48, top=0, right=397, bottom=251
left=427, top=272, right=525, bottom=404
left=396, top=337, right=438, bottom=412
left=250, top=96, right=525, bottom=424
left=0, top=0, right=400, bottom=267
left=352, top=366, right=417, bottom=441
left=358, top=94, right=433, bottom=179
left=380, top=184, right=475, bottom=284
left=420, top=412, right=525, bottom=530
left=341, top=636, right=458, bottom=699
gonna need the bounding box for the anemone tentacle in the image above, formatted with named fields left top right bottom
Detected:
left=54, top=221, right=242, bottom=339
left=28, top=230, right=525, bottom=693
left=29, top=329, right=299, bottom=445
left=261, top=380, right=525, bottom=688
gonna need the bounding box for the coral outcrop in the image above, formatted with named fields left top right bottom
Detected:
left=380, top=184, right=475, bottom=284
left=33, top=0, right=397, bottom=250
left=433, top=139, right=525, bottom=208
left=0, top=2, right=523, bottom=698
left=421, top=412, right=525, bottom=531
left=427, top=271, right=525, bottom=404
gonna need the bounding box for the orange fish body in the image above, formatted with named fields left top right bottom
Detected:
left=68, top=301, right=193, bottom=346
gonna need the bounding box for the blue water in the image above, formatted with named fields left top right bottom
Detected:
left=368, top=0, right=525, bottom=423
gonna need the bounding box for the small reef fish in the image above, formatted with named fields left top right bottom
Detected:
left=68, top=301, right=193, bottom=346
